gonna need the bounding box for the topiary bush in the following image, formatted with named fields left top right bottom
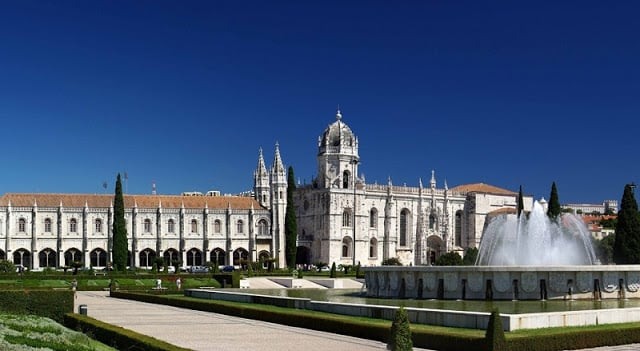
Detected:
left=388, top=306, right=413, bottom=351
left=485, top=309, right=506, bottom=351
left=330, top=262, right=337, bottom=278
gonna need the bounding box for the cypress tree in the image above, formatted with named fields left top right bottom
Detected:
left=112, top=174, right=128, bottom=272
left=285, top=166, right=298, bottom=269
left=485, top=309, right=506, bottom=351
left=330, top=262, right=337, bottom=278
left=613, top=184, right=640, bottom=264
left=517, top=185, right=524, bottom=217
left=547, top=182, right=561, bottom=221
left=387, top=306, right=413, bottom=351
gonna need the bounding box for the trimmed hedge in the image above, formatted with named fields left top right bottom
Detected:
left=507, top=324, right=640, bottom=351
left=110, top=291, right=485, bottom=350
left=64, top=313, right=190, bottom=351
left=0, top=290, right=74, bottom=323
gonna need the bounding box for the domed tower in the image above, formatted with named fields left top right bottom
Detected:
left=316, top=109, right=359, bottom=189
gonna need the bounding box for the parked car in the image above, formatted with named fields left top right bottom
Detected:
left=221, top=265, right=234, bottom=272
left=188, top=266, right=209, bottom=273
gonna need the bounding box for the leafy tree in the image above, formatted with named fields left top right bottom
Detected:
left=599, top=217, right=617, bottom=229
left=435, top=252, right=463, bottom=266
left=485, top=309, right=506, bottom=351
left=330, top=262, right=337, bottom=278
left=517, top=185, right=524, bottom=217
left=0, top=260, right=16, bottom=273
left=462, top=247, right=478, bottom=266
left=285, top=166, right=298, bottom=269
left=387, top=306, right=413, bottom=351
left=613, top=184, right=640, bottom=264
left=596, top=234, right=615, bottom=264
left=547, top=181, right=561, bottom=221
left=381, top=257, right=402, bottom=266
left=112, top=174, right=128, bottom=272
left=154, top=257, right=164, bottom=273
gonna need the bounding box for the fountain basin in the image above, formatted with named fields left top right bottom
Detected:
left=363, top=265, right=640, bottom=300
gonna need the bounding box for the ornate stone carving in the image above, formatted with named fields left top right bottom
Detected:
left=467, top=272, right=483, bottom=292
left=603, top=272, right=620, bottom=293
left=444, top=272, right=458, bottom=292
left=389, top=272, right=399, bottom=291
left=493, top=272, right=511, bottom=293
left=627, top=272, right=640, bottom=292
left=423, top=272, right=437, bottom=291
left=404, top=272, right=415, bottom=290
left=549, top=272, right=568, bottom=293
left=576, top=271, right=592, bottom=293
left=520, top=272, right=538, bottom=293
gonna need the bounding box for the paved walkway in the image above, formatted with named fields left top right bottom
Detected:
left=75, top=291, right=431, bottom=351
left=74, top=291, right=640, bottom=351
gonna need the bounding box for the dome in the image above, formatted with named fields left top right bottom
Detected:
left=319, top=110, right=356, bottom=148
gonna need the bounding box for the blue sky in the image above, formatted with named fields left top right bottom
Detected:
left=1, top=1, right=638, bottom=204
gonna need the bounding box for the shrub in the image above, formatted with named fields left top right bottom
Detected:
left=64, top=313, right=189, bottom=351
left=388, top=306, right=413, bottom=351
left=382, top=257, right=402, bottom=266
left=0, top=290, right=74, bottom=323
left=485, top=310, right=506, bottom=351
left=330, top=262, right=337, bottom=278
left=0, top=260, right=16, bottom=273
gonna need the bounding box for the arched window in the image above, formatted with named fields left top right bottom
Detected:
left=139, top=248, right=156, bottom=268
left=163, top=248, right=179, bottom=266
left=214, top=220, right=221, bottom=234
left=39, top=248, right=56, bottom=268
left=342, top=209, right=352, bottom=227
left=44, top=218, right=52, bottom=233
left=342, top=170, right=350, bottom=189
left=455, top=210, right=463, bottom=246
left=191, top=219, right=198, bottom=233
left=95, top=219, right=103, bottom=233
left=369, top=238, right=378, bottom=258
left=257, top=219, right=268, bottom=236
left=187, top=248, right=203, bottom=266
left=233, top=248, right=249, bottom=266
left=210, top=248, right=226, bottom=266
left=342, top=237, right=352, bottom=258
left=168, top=219, right=175, bottom=233
left=144, top=219, right=152, bottom=233
left=69, top=218, right=77, bottom=233
left=90, top=248, right=107, bottom=267
left=369, top=208, right=378, bottom=228
left=13, top=248, right=30, bottom=268
left=18, top=218, right=26, bottom=232
left=400, top=209, right=409, bottom=246
left=64, top=248, right=81, bottom=266
left=237, top=220, right=244, bottom=234
left=429, top=214, right=437, bottom=230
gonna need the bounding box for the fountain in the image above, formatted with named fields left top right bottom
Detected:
left=363, top=201, right=640, bottom=301
left=476, top=201, right=598, bottom=266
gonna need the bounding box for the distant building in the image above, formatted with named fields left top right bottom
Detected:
left=562, top=200, right=618, bottom=215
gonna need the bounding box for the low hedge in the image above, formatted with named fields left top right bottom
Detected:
left=64, top=313, right=190, bottom=351
left=507, top=323, right=640, bottom=351
left=0, top=289, right=74, bottom=323
left=110, top=292, right=484, bottom=350
left=211, top=272, right=240, bottom=288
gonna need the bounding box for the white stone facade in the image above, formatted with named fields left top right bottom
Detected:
left=0, top=110, right=531, bottom=270
left=293, top=110, right=533, bottom=267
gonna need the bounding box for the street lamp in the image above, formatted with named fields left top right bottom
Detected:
left=350, top=159, right=359, bottom=266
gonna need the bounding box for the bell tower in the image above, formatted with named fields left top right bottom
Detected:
left=316, top=109, right=359, bottom=189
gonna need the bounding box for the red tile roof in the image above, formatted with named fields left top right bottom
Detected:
left=449, top=183, right=516, bottom=196
left=0, top=193, right=263, bottom=210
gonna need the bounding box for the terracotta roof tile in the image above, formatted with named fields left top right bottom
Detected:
left=0, top=193, right=263, bottom=210
left=449, top=183, right=516, bottom=196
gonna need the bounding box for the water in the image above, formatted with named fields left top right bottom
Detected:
left=232, top=288, right=640, bottom=314
left=475, top=201, right=598, bottom=266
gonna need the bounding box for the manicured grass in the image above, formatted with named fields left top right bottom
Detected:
left=0, top=276, right=220, bottom=291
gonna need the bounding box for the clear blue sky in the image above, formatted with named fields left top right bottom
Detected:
left=1, top=1, right=638, bottom=204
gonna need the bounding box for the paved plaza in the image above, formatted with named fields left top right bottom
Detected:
left=75, top=290, right=640, bottom=351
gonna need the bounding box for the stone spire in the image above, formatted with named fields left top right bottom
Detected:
left=255, top=147, right=268, bottom=177
left=430, top=170, right=436, bottom=189
left=272, top=142, right=285, bottom=175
